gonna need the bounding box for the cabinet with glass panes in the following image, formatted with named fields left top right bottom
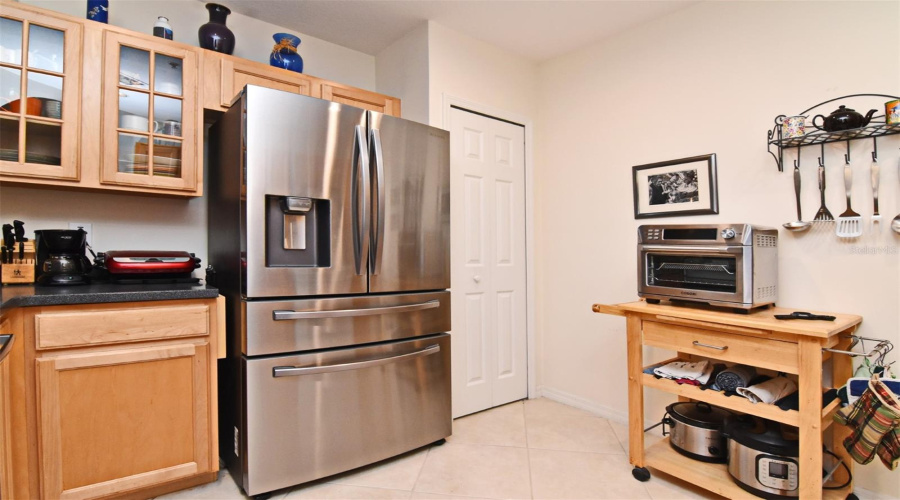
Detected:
left=0, top=7, right=81, bottom=180
left=100, top=32, right=199, bottom=193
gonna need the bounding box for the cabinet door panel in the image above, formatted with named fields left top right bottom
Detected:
left=0, top=6, right=80, bottom=180
left=220, top=58, right=312, bottom=107
left=37, top=343, right=211, bottom=499
left=100, top=32, right=198, bottom=192
left=321, top=83, right=400, bottom=117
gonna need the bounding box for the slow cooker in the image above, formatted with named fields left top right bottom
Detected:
left=664, top=402, right=735, bottom=463
left=724, top=416, right=800, bottom=499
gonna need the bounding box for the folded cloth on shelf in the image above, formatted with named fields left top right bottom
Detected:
left=736, top=376, right=798, bottom=404
left=715, top=365, right=757, bottom=392
left=653, top=360, right=713, bottom=384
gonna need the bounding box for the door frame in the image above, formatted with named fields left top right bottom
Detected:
left=442, top=94, right=537, bottom=401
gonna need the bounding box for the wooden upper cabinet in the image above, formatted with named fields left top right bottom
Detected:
left=100, top=32, right=200, bottom=193
left=0, top=5, right=81, bottom=181
left=206, top=53, right=315, bottom=110
left=322, top=83, right=401, bottom=117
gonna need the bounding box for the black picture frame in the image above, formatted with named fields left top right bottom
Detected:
left=632, top=153, right=718, bottom=219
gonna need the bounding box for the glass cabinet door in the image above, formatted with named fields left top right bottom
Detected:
left=0, top=8, right=81, bottom=180
left=101, top=32, right=198, bottom=192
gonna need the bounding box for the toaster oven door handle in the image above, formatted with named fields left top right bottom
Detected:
left=640, top=245, right=742, bottom=254
left=272, top=344, right=440, bottom=377
left=273, top=300, right=440, bottom=320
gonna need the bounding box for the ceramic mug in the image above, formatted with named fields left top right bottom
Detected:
left=781, top=115, right=807, bottom=138
left=886, top=99, right=900, bottom=125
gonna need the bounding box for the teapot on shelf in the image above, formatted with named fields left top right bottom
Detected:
left=812, top=105, right=877, bottom=132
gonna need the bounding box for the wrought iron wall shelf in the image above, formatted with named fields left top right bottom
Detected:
left=767, top=93, right=900, bottom=171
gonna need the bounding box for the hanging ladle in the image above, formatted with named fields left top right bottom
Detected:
left=784, top=149, right=811, bottom=232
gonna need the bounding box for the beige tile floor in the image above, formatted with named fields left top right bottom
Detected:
left=158, top=398, right=719, bottom=500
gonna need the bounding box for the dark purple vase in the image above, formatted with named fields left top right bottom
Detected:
left=198, top=3, right=235, bottom=55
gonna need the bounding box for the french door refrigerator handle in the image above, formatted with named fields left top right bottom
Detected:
left=369, top=128, right=386, bottom=275
left=273, top=300, right=440, bottom=320
left=272, top=344, right=441, bottom=377
left=352, top=125, right=370, bottom=275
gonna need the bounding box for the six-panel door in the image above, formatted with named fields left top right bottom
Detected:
left=0, top=6, right=81, bottom=180
left=100, top=32, right=199, bottom=192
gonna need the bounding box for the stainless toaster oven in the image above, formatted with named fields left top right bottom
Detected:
left=637, top=224, right=778, bottom=310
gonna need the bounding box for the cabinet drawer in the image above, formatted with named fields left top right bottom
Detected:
left=35, top=304, right=210, bottom=349
left=643, top=321, right=798, bottom=374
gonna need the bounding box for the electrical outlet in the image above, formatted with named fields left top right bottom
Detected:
left=68, top=222, right=92, bottom=241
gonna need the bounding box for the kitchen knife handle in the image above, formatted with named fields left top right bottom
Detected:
left=13, top=220, right=25, bottom=241
left=369, top=127, right=385, bottom=276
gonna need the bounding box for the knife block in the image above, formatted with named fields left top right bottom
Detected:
left=1, top=241, right=36, bottom=285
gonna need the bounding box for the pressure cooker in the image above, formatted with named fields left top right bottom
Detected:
left=663, top=402, right=735, bottom=463
left=724, top=416, right=800, bottom=499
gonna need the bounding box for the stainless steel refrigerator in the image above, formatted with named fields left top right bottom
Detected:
left=208, top=85, right=451, bottom=497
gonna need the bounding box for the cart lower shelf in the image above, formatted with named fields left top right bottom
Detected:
left=642, top=438, right=853, bottom=500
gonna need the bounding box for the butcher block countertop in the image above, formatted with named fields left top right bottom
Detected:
left=592, top=300, right=862, bottom=339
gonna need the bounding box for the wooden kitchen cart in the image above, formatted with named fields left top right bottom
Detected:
left=593, top=300, right=862, bottom=500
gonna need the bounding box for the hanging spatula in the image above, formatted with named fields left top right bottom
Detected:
left=836, top=154, right=862, bottom=238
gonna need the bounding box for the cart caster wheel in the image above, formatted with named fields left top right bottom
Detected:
left=846, top=494, right=858, bottom=500
left=432, top=438, right=447, bottom=446
left=632, top=467, right=651, bottom=482
left=252, top=494, right=271, bottom=500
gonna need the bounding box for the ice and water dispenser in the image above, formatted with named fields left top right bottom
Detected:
left=265, top=195, right=331, bottom=267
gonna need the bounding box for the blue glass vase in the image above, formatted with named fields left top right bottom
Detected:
left=269, top=33, right=303, bottom=73
left=86, top=0, right=109, bottom=23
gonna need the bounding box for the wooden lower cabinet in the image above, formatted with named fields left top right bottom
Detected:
left=37, top=343, right=212, bottom=499
left=3, top=297, right=221, bottom=499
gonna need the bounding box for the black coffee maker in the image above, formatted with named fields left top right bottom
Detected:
left=34, top=229, right=92, bottom=285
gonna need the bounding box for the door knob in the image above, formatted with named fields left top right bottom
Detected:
left=473, top=275, right=481, bottom=283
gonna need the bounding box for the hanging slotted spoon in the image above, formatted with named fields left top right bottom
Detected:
left=836, top=154, right=862, bottom=238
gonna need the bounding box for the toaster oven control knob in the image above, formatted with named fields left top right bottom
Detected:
left=721, top=228, right=736, bottom=240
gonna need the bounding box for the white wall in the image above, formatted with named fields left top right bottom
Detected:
left=17, top=0, right=376, bottom=89
left=535, top=0, right=900, bottom=495
left=2, top=0, right=377, bottom=269
left=375, top=23, right=429, bottom=125
left=427, top=21, right=538, bottom=128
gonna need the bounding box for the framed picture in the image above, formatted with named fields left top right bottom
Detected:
left=632, top=153, right=718, bottom=219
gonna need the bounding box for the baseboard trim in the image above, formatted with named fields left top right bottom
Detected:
left=537, top=386, right=629, bottom=423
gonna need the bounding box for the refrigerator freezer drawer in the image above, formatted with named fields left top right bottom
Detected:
left=243, top=291, right=450, bottom=356
left=242, top=334, right=452, bottom=495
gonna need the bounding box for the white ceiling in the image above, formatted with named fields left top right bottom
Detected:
left=213, top=0, right=699, bottom=62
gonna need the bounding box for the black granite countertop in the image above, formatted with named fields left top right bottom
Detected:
left=1, top=283, right=219, bottom=309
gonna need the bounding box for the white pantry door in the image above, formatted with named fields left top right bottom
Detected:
left=449, top=106, right=527, bottom=418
